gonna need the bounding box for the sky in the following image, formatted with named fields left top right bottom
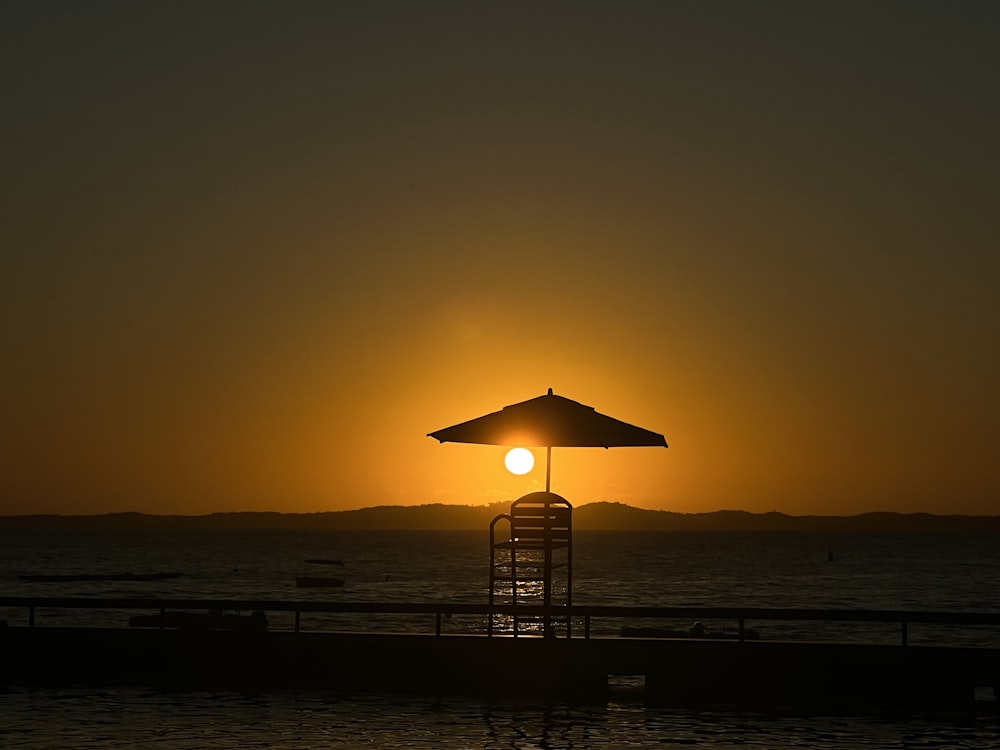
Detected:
left=2, top=1, right=998, bottom=517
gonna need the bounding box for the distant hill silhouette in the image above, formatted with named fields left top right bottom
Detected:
left=1, top=502, right=999, bottom=532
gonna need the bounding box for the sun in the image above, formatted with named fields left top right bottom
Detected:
left=504, top=447, right=535, bottom=476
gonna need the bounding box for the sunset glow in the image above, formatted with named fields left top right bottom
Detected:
left=2, top=5, right=998, bottom=518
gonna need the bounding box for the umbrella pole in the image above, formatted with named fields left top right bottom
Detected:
left=545, top=446, right=551, bottom=492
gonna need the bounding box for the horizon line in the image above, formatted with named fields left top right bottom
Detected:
left=2, top=502, right=998, bottom=520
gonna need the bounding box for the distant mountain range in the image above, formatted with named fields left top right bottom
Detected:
left=2, top=502, right=999, bottom=532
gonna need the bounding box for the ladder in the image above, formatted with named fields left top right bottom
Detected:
left=489, top=492, right=573, bottom=636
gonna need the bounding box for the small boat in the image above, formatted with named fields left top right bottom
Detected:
left=20, top=572, right=183, bottom=583
left=304, top=558, right=343, bottom=566
left=295, top=576, right=345, bottom=588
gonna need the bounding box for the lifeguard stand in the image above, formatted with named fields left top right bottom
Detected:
left=489, top=492, right=572, bottom=636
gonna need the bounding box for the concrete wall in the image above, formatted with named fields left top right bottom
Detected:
left=2, top=627, right=996, bottom=711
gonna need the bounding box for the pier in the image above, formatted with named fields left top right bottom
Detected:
left=2, top=596, right=998, bottom=711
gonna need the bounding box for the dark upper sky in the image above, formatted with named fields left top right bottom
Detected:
left=2, top=2, right=998, bottom=516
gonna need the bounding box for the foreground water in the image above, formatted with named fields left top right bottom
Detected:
left=2, top=686, right=999, bottom=750
left=2, top=528, right=999, bottom=748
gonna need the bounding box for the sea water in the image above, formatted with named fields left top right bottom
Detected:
left=2, top=528, right=999, bottom=748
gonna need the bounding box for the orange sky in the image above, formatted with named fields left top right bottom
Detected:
left=2, top=3, right=998, bottom=517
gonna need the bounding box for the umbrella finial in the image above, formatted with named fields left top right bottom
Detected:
left=547, top=387, right=553, bottom=395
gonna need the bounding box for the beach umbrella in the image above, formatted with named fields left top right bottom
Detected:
left=427, top=388, right=667, bottom=491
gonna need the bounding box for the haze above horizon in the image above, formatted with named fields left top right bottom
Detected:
left=2, top=3, right=998, bottom=518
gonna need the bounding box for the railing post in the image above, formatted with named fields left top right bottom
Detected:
left=584, top=614, right=591, bottom=639
left=435, top=612, right=442, bottom=636
left=295, top=610, right=301, bottom=633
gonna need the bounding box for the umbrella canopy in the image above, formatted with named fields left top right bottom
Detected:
left=428, top=388, right=667, bottom=490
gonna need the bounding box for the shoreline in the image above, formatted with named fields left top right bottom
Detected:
left=3, top=504, right=1000, bottom=533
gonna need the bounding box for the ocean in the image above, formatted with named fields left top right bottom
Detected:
left=2, top=528, right=999, bottom=749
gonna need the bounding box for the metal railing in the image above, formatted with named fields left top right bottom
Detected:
left=2, top=597, right=1000, bottom=646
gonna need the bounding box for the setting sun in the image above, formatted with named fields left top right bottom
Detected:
left=504, top=448, right=535, bottom=476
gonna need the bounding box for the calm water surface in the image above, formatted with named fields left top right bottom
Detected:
left=2, top=687, right=998, bottom=749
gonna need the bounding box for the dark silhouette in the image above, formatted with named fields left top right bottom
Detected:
left=4, top=505, right=1000, bottom=532
left=489, top=492, right=573, bottom=637
left=428, top=388, right=667, bottom=491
